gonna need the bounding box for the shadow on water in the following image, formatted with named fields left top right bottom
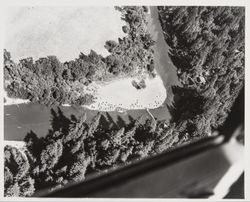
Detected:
left=128, top=115, right=135, bottom=124
left=50, top=107, right=71, bottom=135
left=24, top=130, right=39, bottom=143
left=4, top=104, right=148, bottom=141
left=99, top=114, right=112, bottom=130
left=105, top=112, right=118, bottom=130
left=21, top=109, right=134, bottom=142
left=23, top=130, right=45, bottom=157
left=117, top=115, right=127, bottom=128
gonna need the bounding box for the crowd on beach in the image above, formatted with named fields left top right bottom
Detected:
left=86, top=93, right=165, bottom=112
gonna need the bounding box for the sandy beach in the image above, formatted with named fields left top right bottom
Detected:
left=4, top=90, right=30, bottom=106
left=85, top=75, right=166, bottom=111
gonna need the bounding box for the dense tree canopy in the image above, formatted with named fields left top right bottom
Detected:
left=158, top=6, right=244, bottom=140
left=5, top=109, right=177, bottom=196
left=4, top=146, right=35, bottom=197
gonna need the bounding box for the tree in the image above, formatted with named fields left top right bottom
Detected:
left=63, top=113, right=88, bottom=154
left=40, top=141, right=63, bottom=171
left=87, top=113, right=101, bottom=137
left=19, top=176, right=35, bottom=197
left=68, top=156, right=90, bottom=182
left=158, top=6, right=244, bottom=145
left=122, top=25, right=129, bottom=33
left=4, top=145, right=35, bottom=197
left=5, top=183, right=20, bottom=197
left=105, top=40, right=119, bottom=53
left=4, top=49, right=12, bottom=63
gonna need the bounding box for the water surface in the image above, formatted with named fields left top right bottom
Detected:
left=4, top=103, right=170, bottom=141
left=148, top=7, right=181, bottom=106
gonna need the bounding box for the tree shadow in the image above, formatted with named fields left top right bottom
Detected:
left=105, top=112, right=118, bottom=130
left=24, top=130, right=44, bottom=157
left=50, top=107, right=71, bottom=135
left=24, top=130, right=39, bottom=144
left=70, top=114, right=77, bottom=123
left=117, top=115, right=126, bottom=128
left=128, top=115, right=135, bottom=124
left=98, top=114, right=110, bottom=130
left=168, top=86, right=206, bottom=123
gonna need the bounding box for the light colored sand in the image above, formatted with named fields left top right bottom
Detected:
left=3, top=91, right=30, bottom=106
left=85, top=75, right=166, bottom=111
left=4, top=140, right=26, bottom=150
left=4, top=7, right=126, bottom=63
left=62, top=104, right=71, bottom=107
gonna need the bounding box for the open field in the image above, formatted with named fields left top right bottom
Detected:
left=4, top=7, right=126, bottom=62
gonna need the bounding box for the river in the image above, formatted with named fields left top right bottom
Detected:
left=148, top=7, right=181, bottom=106
left=4, top=104, right=171, bottom=141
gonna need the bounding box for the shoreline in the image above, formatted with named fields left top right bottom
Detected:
left=4, top=91, right=30, bottom=106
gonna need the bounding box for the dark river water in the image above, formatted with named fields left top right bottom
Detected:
left=148, top=6, right=180, bottom=105
left=4, top=104, right=171, bottom=141
left=4, top=6, right=179, bottom=141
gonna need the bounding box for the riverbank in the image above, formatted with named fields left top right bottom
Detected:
left=4, top=140, right=26, bottom=150
left=4, top=90, right=30, bottom=106
left=4, top=102, right=171, bottom=141
left=4, top=73, right=166, bottom=111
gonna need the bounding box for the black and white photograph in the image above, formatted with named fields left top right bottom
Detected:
left=1, top=0, right=247, bottom=200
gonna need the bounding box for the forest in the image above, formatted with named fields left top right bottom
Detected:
left=4, top=6, right=245, bottom=196
left=4, top=109, right=178, bottom=196
left=158, top=6, right=245, bottom=141
left=4, top=6, right=155, bottom=106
